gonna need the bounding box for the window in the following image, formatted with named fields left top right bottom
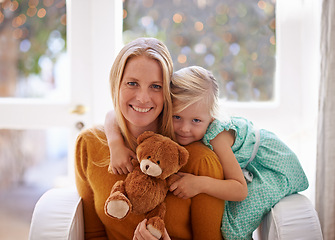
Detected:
left=123, top=0, right=276, bottom=102
left=0, top=0, right=67, bottom=99
left=122, top=0, right=320, bottom=203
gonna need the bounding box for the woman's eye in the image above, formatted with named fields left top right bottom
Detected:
left=152, top=84, right=162, bottom=89
left=127, top=82, right=137, bottom=86
left=173, top=115, right=181, bottom=120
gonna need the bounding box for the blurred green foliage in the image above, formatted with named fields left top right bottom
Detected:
left=0, top=0, right=66, bottom=77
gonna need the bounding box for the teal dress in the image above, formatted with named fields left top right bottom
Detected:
left=202, top=117, right=309, bottom=240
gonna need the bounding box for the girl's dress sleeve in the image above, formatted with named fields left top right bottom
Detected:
left=183, top=141, right=225, bottom=240
left=75, top=131, right=108, bottom=239
left=202, top=119, right=236, bottom=150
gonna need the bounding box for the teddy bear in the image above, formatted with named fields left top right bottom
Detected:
left=104, top=131, right=189, bottom=239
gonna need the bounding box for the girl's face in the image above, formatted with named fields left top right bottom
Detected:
left=119, top=56, right=164, bottom=135
left=173, top=100, right=213, bottom=146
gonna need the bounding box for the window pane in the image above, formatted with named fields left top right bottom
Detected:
left=0, top=0, right=68, bottom=99
left=123, top=0, right=276, bottom=102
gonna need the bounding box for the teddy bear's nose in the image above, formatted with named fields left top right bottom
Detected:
left=145, top=165, right=149, bottom=170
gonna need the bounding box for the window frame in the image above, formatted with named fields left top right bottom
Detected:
left=68, top=0, right=321, bottom=200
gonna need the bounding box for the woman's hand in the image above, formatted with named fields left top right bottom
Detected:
left=169, top=173, right=203, bottom=199
left=133, top=219, right=171, bottom=240
left=108, top=141, right=136, bottom=175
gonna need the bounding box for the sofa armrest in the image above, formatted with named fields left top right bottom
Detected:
left=259, top=193, right=323, bottom=240
left=29, top=187, right=84, bottom=240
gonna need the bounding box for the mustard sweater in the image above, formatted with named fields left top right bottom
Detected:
left=75, top=128, right=224, bottom=240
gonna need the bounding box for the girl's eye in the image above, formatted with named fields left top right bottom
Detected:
left=193, top=119, right=201, bottom=123
left=173, top=115, right=181, bottom=120
left=151, top=84, right=162, bottom=89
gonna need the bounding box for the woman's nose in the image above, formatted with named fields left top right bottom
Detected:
left=136, top=89, right=150, bottom=103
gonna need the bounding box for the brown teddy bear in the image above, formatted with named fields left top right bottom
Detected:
left=104, top=131, right=189, bottom=239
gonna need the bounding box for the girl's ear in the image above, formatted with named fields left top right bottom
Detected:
left=137, top=131, right=156, bottom=145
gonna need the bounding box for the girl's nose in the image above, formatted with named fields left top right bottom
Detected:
left=180, top=123, right=190, bottom=133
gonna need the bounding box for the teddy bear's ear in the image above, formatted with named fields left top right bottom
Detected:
left=178, top=145, right=189, bottom=167
left=137, top=131, right=156, bottom=145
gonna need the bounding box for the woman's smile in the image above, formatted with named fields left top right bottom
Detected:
left=130, top=105, right=153, bottom=113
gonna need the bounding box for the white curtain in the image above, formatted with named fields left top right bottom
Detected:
left=315, top=0, right=335, bottom=239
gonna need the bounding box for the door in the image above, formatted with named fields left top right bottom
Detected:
left=0, top=0, right=122, bottom=183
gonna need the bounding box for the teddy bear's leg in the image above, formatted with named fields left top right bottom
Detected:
left=146, top=202, right=166, bottom=239
left=104, top=180, right=132, bottom=219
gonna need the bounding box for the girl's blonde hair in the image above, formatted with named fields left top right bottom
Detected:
left=110, top=37, right=174, bottom=151
left=171, top=66, right=219, bottom=118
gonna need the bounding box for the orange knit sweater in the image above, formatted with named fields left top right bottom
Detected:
left=75, top=128, right=224, bottom=240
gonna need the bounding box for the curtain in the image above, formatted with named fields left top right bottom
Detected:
left=315, top=0, right=335, bottom=239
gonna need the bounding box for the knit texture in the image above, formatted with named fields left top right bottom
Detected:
left=75, top=127, right=225, bottom=240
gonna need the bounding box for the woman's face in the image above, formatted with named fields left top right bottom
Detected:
left=119, top=56, right=164, bottom=134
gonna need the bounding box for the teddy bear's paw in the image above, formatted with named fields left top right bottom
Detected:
left=147, top=224, right=162, bottom=239
left=147, top=217, right=164, bottom=239
left=104, top=193, right=131, bottom=219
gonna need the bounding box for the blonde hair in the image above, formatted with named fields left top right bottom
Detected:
left=110, top=37, right=174, bottom=151
left=171, top=66, right=219, bottom=118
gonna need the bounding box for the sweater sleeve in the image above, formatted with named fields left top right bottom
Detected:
left=75, top=130, right=108, bottom=239
left=183, top=141, right=224, bottom=240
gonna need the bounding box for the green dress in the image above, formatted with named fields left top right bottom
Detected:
left=202, top=117, right=309, bottom=240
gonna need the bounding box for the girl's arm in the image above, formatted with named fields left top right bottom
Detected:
left=104, top=110, right=136, bottom=174
left=171, top=130, right=248, bottom=201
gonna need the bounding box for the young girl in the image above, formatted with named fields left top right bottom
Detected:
left=105, top=66, right=309, bottom=239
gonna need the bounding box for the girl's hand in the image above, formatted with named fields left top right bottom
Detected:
left=108, top=142, right=137, bottom=175
left=133, top=219, right=171, bottom=240
left=169, top=173, right=202, bottom=199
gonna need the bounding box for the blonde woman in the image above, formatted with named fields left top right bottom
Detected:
left=75, top=38, right=224, bottom=240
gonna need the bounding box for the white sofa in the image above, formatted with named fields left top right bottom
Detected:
left=29, top=188, right=323, bottom=240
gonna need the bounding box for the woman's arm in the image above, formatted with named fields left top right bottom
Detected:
left=104, top=110, right=136, bottom=174
left=133, top=219, right=171, bottom=240
left=75, top=130, right=108, bottom=239
left=182, top=142, right=225, bottom=240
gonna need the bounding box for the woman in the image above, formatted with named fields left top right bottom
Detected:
left=75, top=37, right=224, bottom=240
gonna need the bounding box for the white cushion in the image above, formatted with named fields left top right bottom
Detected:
left=260, top=194, right=323, bottom=240
left=29, top=187, right=84, bottom=240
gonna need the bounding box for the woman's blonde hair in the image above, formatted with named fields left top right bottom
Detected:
left=171, top=66, right=219, bottom=118
left=110, top=37, right=174, bottom=151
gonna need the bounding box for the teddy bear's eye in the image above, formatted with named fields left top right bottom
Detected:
left=156, top=161, right=160, bottom=165
left=147, top=156, right=151, bottom=159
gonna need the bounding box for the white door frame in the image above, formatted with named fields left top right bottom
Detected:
left=0, top=0, right=122, bottom=182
